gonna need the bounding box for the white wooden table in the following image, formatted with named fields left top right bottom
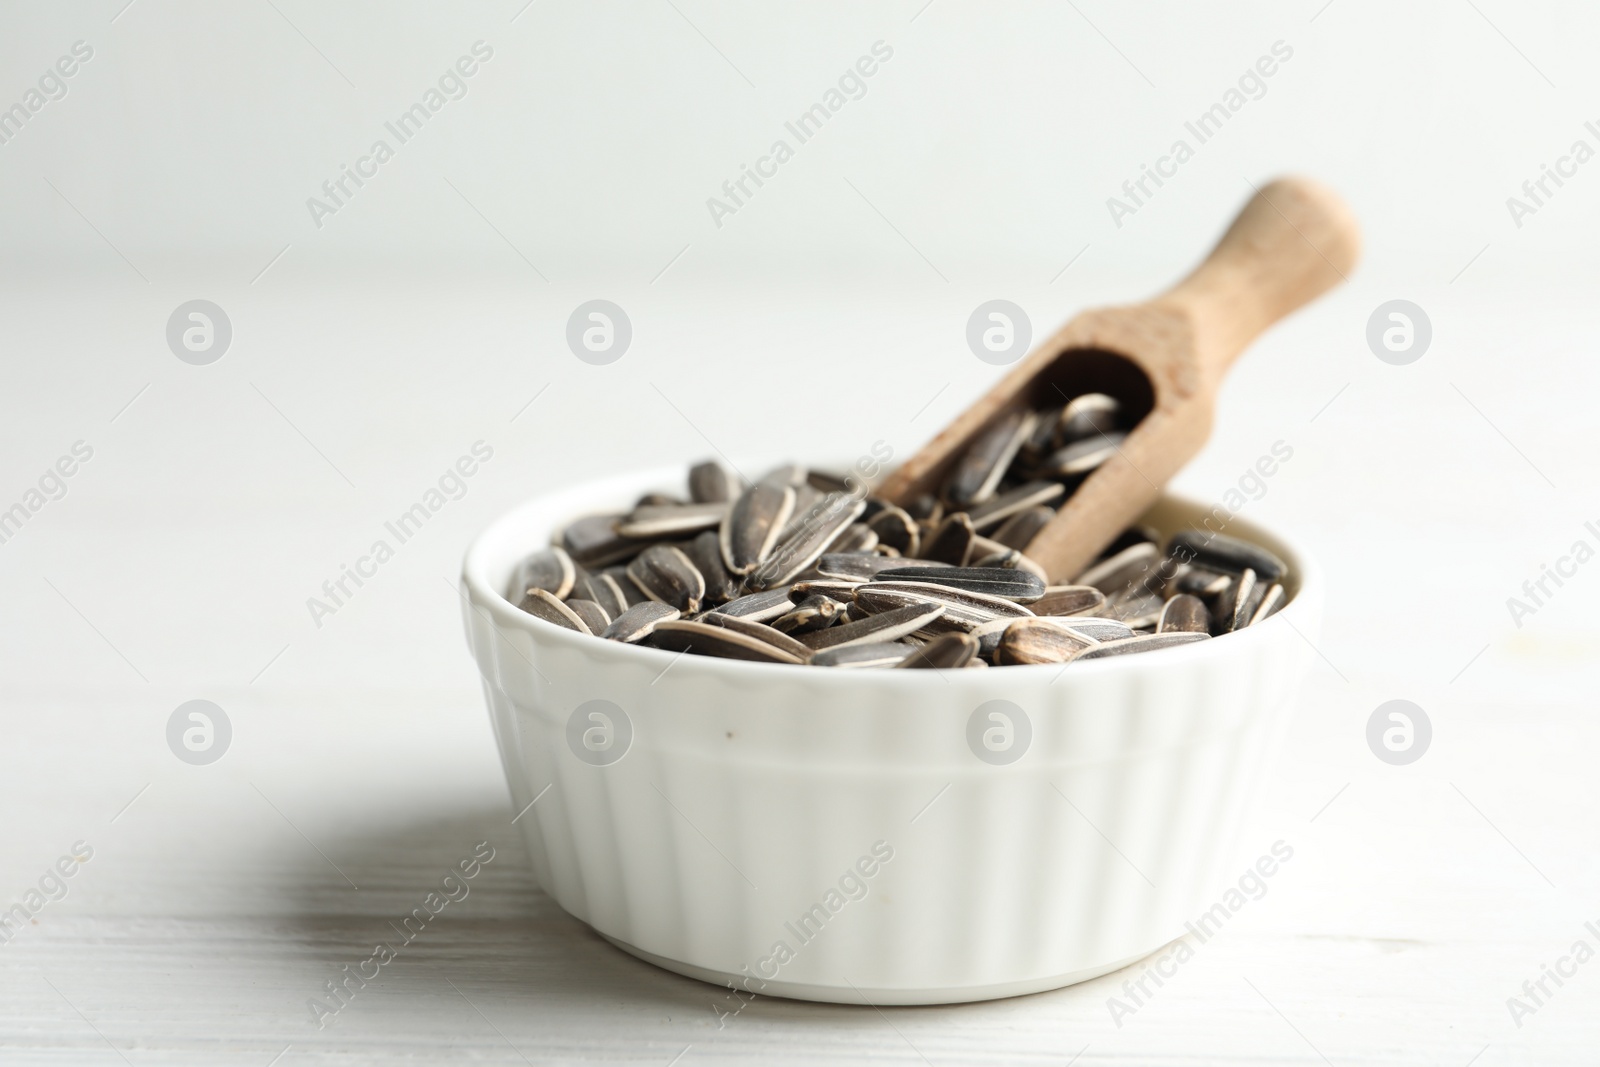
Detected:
left=1, top=273, right=1594, bottom=1065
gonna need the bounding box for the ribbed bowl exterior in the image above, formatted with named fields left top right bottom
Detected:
left=460, top=466, right=1318, bottom=1004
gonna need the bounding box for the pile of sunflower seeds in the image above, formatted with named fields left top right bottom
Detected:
left=510, top=400, right=1288, bottom=669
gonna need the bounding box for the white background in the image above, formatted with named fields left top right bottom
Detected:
left=1, top=1, right=1595, bottom=1064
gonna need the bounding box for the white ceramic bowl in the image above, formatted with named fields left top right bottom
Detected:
left=459, top=464, right=1319, bottom=1005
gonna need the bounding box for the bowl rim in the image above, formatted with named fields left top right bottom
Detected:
left=461, top=462, right=1322, bottom=686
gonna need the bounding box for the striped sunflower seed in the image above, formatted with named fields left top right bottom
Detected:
left=646, top=619, right=804, bottom=664
left=699, top=612, right=815, bottom=660
left=616, top=502, right=729, bottom=539
left=810, top=641, right=919, bottom=668
left=627, top=544, right=706, bottom=614
left=1158, top=594, right=1210, bottom=634
left=1250, top=583, right=1286, bottom=625
left=857, top=581, right=1032, bottom=633
left=945, top=410, right=1036, bottom=507
left=689, top=460, right=741, bottom=503
left=893, top=632, right=978, bottom=669
left=969, top=616, right=1013, bottom=657
left=1031, top=586, right=1106, bottom=617
left=995, top=617, right=1098, bottom=665
left=560, top=514, right=642, bottom=569
left=1056, top=393, right=1122, bottom=444
left=967, top=538, right=1048, bottom=582
left=799, top=601, right=946, bottom=651
left=991, top=505, right=1055, bottom=552
left=571, top=569, right=627, bottom=619
left=1106, top=589, right=1165, bottom=629
left=1175, top=565, right=1232, bottom=598
left=683, top=529, right=740, bottom=604
left=566, top=598, right=611, bottom=634
left=815, top=553, right=950, bottom=581
left=602, top=564, right=651, bottom=607
left=866, top=505, right=920, bottom=556
left=826, top=522, right=879, bottom=555
left=966, top=480, right=1065, bottom=532
left=709, top=587, right=797, bottom=623
left=517, top=587, right=590, bottom=633
left=1073, top=631, right=1209, bottom=660
left=1227, top=568, right=1260, bottom=632
left=1168, top=530, right=1287, bottom=582
left=770, top=594, right=846, bottom=634
left=873, top=565, right=1045, bottom=603
left=1041, top=616, right=1134, bottom=642
left=509, top=546, right=576, bottom=602
left=747, top=492, right=867, bottom=591
left=1038, top=432, right=1126, bottom=478
left=1076, top=541, right=1162, bottom=595
left=923, top=512, right=976, bottom=566
left=720, top=482, right=796, bottom=575
left=600, top=601, right=680, bottom=643
left=788, top=579, right=861, bottom=601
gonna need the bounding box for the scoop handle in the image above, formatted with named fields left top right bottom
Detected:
left=1154, top=176, right=1361, bottom=387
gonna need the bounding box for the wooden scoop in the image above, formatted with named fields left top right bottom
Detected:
left=877, top=176, right=1361, bottom=582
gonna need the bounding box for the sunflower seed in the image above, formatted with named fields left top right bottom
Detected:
left=627, top=544, right=706, bottom=613
left=1056, top=392, right=1122, bottom=444
left=599, top=565, right=649, bottom=606
left=1175, top=565, right=1232, bottom=598
left=682, top=529, right=739, bottom=604
left=1250, top=583, right=1286, bottom=624
left=1168, top=530, right=1286, bottom=582
left=806, top=470, right=851, bottom=493
left=747, top=492, right=867, bottom=591
left=995, top=617, right=1098, bottom=665
left=689, top=460, right=741, bottom=503
left=969, top=616, right=1014, bottom=657
left=904, top=494, right=941, bottom=522
left=509, top=546, right=576, bottom=602
left=590, top=572, right=631, bottom=617
left=600, top=601, right=679, bottom=642
left=971, top=541, right=1049, bottom=583
left=810, top=641, right=917, bottom=668
left=699, top=612, right=815, bottom=659
left=720, top=482, right=796, bottom=575
left=1106, top=589, right=1164, bottom=629
left=990, top=505, right=1055, bottom=551
left=966, top=480, right=1066, bottom=532
left=1075, top=541, right=1162, bottom=595
left=1031, top=586, right=1106, bottom=617
left=799, top=601, right=946, bottom=650
left=1042, top=616, right=1134, bottom=642
left=561, top=514, right=643, bottom=568
left=566, top=598, right=611, bottom=634
left=788, top=579, right=861, bottom=602
left=1038, top=432, right=1126, bottom=478
left=1073, top=631, right=1209, bottom=660
left=709, top=587, right=795, bottom=623
left=1021, top=407, right=1061, bottom=460
left=945, top=410, right=1036, bottom=507
left=894, top=632, right=978, bottom=669
left=924, top=512, right=976, bottom=566
left=815, top=553, right=950, bottom=581
left=1158, top=594, right=1210, bottom=634
left=634, top=491, right=684, bottom=508
left=1228, top=568, right=1261, bottom=631
left=873, top=565, right=1045, bottom=603
left=770, top=594, right=846, bottom=634
left=826, top=522, right=879, bottom=555
left=646, top=619, right=804, bottom=664
left=857, top=581, right=1031, bottom=633
left=866, top=505, right=920, bottom=556
left=616, top=502, right=729, bottom=539
left=517, top=587, right=590, bottom=633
